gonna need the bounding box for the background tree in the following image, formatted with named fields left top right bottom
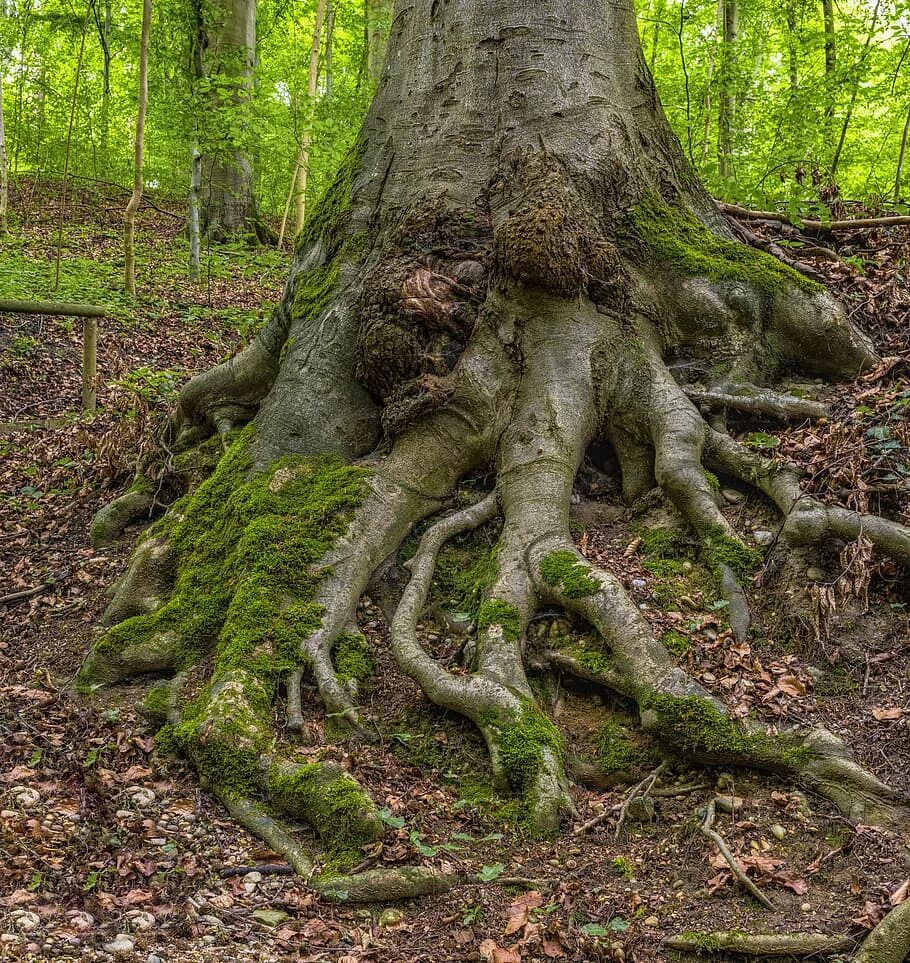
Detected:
left=83, top=0, right=909, bottom=897
left=123, top=0, right=151, bottom=295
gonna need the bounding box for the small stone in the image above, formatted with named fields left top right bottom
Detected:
left=379, top=908, right=404, bottom=927
left=722, top=488, right=745, bottom=504
left=126, top=911, right=155, bottom=932
left=147, top=955, right=163, bottom=963
left=67, top=911, right=95, bottom=931
left=565, top=858, right=578, bottom=869
left=126, top=787, right=156, bottom=808
left=715, top=795, right=744, bottom=814
left=11, top=786, right=41, bottom=810
left=11, top=911, right=40, bottom=932
left=149, top=837, right=166, bottom=845
left=631, top=578, right=647, bottom=591
left=644, top=915, right=659, bottom=927
left=115, top=810, right=134, bottom=820
left=753, top=530, right=774, bottom=546
left=671, top=880, right=685, bottom=889
left=716, top=773, right=735, bottom=791
left=251, top=909, right=289, bottom=928
left=243, top=871, right=263, bottom=884
left=770, top=823, right=787, bottom=840
left=626, top=795, right=655, bottom=823
left=800, top=902, right=812, bottom=913
left=806, top=567, right=826, bottom=582
left=103, top=934, right=135, bottom=956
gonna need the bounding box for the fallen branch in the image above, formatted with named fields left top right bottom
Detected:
left=0, top=299, right=106, bottom=317
left=700, top=796, right=776, bottom=911
left=0, top=569, right=70, bottom=606
left=685, top=387, right=828, bottom=422
left=663, top=930, right=854, bottom=956
left=720, top=201, right=910, bottom=231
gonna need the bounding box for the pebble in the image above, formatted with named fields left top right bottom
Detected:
left=11, top=786, right=41, bottom=810
left=753, top=530, right=774, bottom=546
left=149, top=837, right=167, bottom=845
left=251, top=909, right=289, bottom=928
left=147, top=955, right=163, bottom=963
left=715, top=795, right=744, bottom=814
left=631, top=578, right=647, bottom=591
left=722, top=488, right=745, bottom=504
left=127, top=787, right=156, bottom=808
left=10, top=911, right=40, bottom=932
left=126, top=911, right=155, bottom=932
left=644, top=916, right=659, bottom=927
left=770, top=823, right=787, bottom=840
left=806, top=567, right=826, bottom=582
left=243, top=871, right=263, bottom=884
left=801, top=902, right=812, bottom=913
left=103, top=934, right=135, bottom=956
left=379, top=908, right=404, bottom=927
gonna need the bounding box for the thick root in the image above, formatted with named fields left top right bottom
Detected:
left=685, top=384, right=829, bottom=422
left=853, top=897, right=910, bottom=963
left=663, top=931, right=855, bottom=957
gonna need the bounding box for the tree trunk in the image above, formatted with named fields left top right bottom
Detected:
left=822, top=0, right=836, bottom=120
left=85, top=0, right=909, bottom=884
left=717, top=0, right=738, bottom=179
left=193, top=0, right=266, bottom=242
left=0, top=63, right=8, bottom=235
left=124, top=0, right=151, bottom=297
left=364, top=0, right=391, bottom=83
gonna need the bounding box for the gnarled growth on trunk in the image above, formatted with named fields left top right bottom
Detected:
left=84, top=0, right=909, bottom=896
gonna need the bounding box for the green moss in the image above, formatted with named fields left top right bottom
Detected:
left=703, top=527, right=761, bottom=580
left=703, top=470, right=720, bottom=492
left=661, top=630, right=691, bottom=658
left=432, top=531, right=499, bottom=619
left=476, top=599, right=521, bottom=642
left=332, top=632, right=374, bottom=685
left=291, top=261, right=340, bottom=323
left=640, top=526, right=685, bottom=559
left=491, top=702, right=564, bottom=796
left=540, top=551, right=599, bottom=598
left=597, top=722, right=637, bottom=772
left=631, top=193, right=823, bottom=296
left=642, top=556, right=689, bottom=578
left=140, top=683, right=172, bottom=725
left=642, top=694, right=810, bottom=769
left=82, top=426, right=372, bottom=794
left=267, top=762, right=380, bottom=860
left=295, top=138, right=366, bottom=258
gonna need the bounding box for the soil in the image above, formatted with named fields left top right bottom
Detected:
left=1, top=177, right=908, bottom=962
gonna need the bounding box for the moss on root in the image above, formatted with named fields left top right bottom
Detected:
left=476, top=599, right=522, bottom=642
left=488, top=701, right=565, bottom=798
left=267, top=761, right=382, bottom=861
left=332, top=632, right=374, bottom=685
left=81, top=426, right=372, bottom=796
left=703, top=528, right=762, bottom=581
left=596, top=721, right=638, bottom=773
left=631, top=194, right=823, bottom=296
left=540, top=550, right=600, bottom=598
left=641, top=694, right=810, bottom=770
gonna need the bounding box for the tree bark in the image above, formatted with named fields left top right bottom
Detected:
left=717, top=0, right=738, bottom=179
left=364, top=0, right=391, bottom=83
left=192, top=0, right=265, bottom=242
left=0, top=62, right=7, bottom=235
left=124, top=0, right=151, bottom=297
left=85, top=0, right=909, bottom=885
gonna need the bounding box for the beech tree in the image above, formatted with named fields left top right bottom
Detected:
left=84, top=0, right=909, bottom=899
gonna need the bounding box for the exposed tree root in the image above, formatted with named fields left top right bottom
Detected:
left=663, top=930, right=855, bottom=957
left=853, top=897, right=910, bottom=963
left=685, top=385, right=829, bottom=422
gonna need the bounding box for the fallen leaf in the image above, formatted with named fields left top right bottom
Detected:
left=871, top=707, right=905, bottom=720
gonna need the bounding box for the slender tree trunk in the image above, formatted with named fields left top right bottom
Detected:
left=90, top=0, right=112, bottom=172
left=822, top=0, right=836, bottom=120
left=124, top=0, right=151, bottom=296
left=717, top=0, right=738, bottom=180
left=188, top=143, right=202, bottom=280
left=894, top=103, right=910, bottom=202
left=364, top=0, right=391, bottom=83
left=325, top=0, right=334, bottom=99
left=831, top=0, right=880, bottom=174
left=294, top=0, right=327, bottom=237
left=0, top=65, right=8, bottom=235
left=193, top=0, right=264, bottom=242
left=648, top=0, right=666, bottom=74
left=785, top=0, right=798, bottom=96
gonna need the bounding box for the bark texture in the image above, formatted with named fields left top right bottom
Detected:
left=86, top=0, right=909, bottom=894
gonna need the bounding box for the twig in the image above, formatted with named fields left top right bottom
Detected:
left=615, top=762, right=666, bottom=838
left=572, top=761, right=666, bottom=836
left=700, top=797, right=775, bottom=910
left=0, top=569, right=70, bottom=606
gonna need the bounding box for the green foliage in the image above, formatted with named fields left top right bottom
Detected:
left=540, top=551, right=600, bottom=598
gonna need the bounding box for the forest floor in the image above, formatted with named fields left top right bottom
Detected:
left=0, top=177, right=908, bottom=963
